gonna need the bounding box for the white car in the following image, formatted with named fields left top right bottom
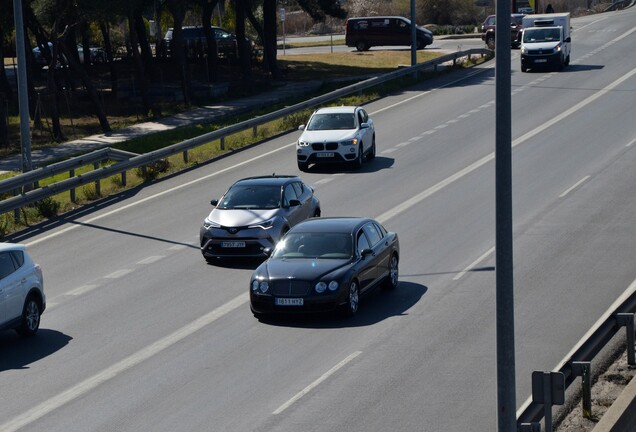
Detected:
left=296, top=106, right=376, bottom=171
left=0, top=243, right=45, bottom=337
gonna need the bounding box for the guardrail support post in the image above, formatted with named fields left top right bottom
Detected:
left=70, top=169, right=76, bottom=203
left=93, top=163, right=101, bottom=196
left=571, top=361, right=592, bottom=419
left=518, top=422, right=541, bottom=432
left=183, top=150, right=189, bottom=164
left=13, top=188, right=20, bottom=224
left=252, top=126, right=257, bottom=139
left=616, top=313, right=635, bottom=365
left=220, top=137, right=225, bottom=150
left=121, top=171, right=127, bottom=187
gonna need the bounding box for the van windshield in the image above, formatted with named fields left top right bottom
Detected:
left=523, top=28, right=560, bottom=43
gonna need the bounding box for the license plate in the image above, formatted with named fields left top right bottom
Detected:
left=316, top=152, right=334, bottom=158
left=534, top=59, right=547, bottom=63
left=221, top=241, right=245, bottom=248
left=275, top=298, right=304, bottom=306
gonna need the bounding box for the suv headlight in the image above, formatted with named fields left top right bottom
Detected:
left=203, top=219, right=220, bottom=230
left=298, top=140, right=310, bottom=147
left=341, top=138, right=358, bottom=146
left=248, top=218, right=274, bottom=229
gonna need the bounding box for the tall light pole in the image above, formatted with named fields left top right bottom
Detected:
left=12, top=0, right=32, bottom=173
left=410, top=0, right=416, bottom=66
left=495, top=0, right=516, bottom=429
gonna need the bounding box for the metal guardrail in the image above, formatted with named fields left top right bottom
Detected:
left=517, top=285, right=636, bottom=430
left=0, top=48, right=492, bottom=216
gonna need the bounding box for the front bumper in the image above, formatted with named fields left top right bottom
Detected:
left=521, top=52, right=562, bottom=68
left=296, top=144, right=359, bottom=165
left=250, top=292, right=345, bottom=315
left=200, top=226, right=276, bottom=258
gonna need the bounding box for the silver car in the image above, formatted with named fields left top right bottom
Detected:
left=200, top=175, right=321, bottom=261
left=296, top=106, right=376, bottom=171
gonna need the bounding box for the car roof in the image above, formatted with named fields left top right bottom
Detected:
left=313, top=106, right=358, bottom=115
left=0, top=242, right=25, bottom=252
left=290, top=217, right=374, bottom=234
left=232, top=175, right=300, bottom=187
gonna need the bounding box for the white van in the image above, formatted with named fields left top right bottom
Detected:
left=520, top=13, right=571, bottom=72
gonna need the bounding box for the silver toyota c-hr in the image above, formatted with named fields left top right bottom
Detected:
left=200, top=175, right=321, bottom=261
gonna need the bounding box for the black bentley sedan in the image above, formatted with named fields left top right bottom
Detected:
left=249, top=217, right=399, bottom=318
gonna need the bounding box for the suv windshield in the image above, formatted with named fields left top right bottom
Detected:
left=219, top=185, right=281, bottom=209
left=307, top=113, right=356, bottom=131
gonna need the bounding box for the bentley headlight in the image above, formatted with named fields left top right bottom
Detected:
left=328, top=281, right=339, bottom=291
left=251, top=280, right=260, bottom=292
left=315, top=281, right=327, bottom=293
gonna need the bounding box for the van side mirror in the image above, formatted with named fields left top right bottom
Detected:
left=288, top=199, right=301, bottom=207
left=565, top=37, right=571, bottom=43
left=360, top=122, right=369, bottom=129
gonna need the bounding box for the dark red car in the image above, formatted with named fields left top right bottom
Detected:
left=480, top=14, right=525, bottom=49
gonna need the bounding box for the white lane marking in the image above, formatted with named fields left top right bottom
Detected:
left=66, top=284, right=98, bottom=296
left=377, top=67, right=636, bottom=224
left=626, top=137, right=636, bottom=148
left=137, top=256, right=165, bottom=265
left=453, top=247, right=495, bottom=281
left=371, top=67, right=491, bottom=116
left=0, top=293, right=249, bottom=432
left=396, top=142, right=411, bottom=148
left=168, top=244, right=189, bottom=251
left=408, top=136, right=420, bottom=142
left=273, top=351, right=362, bottom=415
left=559, top=176, right=591, bottom=198
left=314, top=178, right=334, bottom=185
left=421, top=130, right=436, bottom=136
left=434, top=124, right=448, bottom=129
left=381, top=148, right=398, bottom=154
left=103, top=269, right=133, bottom=279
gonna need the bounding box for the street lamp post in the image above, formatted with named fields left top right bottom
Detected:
left=12, top=0, right=32, bottom=174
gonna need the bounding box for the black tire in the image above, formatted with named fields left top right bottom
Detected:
left=368, top=136, right=376, bottom=160
left=486, top=35, right=495, bottom=50
left=384, top=254, right=399, bottom=290
left=521, top=65, right=527, bottom=73
left=355, top=40, right=369, bottom=52
left=298, top=161, right=309, bottom=172
left=16, top=296, right=41, bottom=337
left=313, top=208, right=321, bottom=217
left=565, top=55, right=570, bottom=66
left=341, top=280, right=360, bottom=317
left=416, top=40, right=425, bottom=50
left=352, top=146, right=363, bottom=170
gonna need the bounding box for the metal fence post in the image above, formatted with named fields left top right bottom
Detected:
left=121, top=171, right=127, bottom=187
left=571, top=361, right=592, bottom=419
left=183, top=150, right=189, bottom=164
left=70, top=169, right=76, bottom=203
left=93, top=162, right=101, bottom=196
left=616, top=313, right=635, bottom=365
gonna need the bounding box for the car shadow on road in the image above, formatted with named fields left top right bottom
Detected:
left=302, top=156, right=394, bottom=175
left=254, top=281, right=427, bottom=328
left=206, top=257, right=265, bottom=270
left=0, top=329, right=72, bottom=372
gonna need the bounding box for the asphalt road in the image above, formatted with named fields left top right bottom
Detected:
left=1, top=9, right=636, bottom=432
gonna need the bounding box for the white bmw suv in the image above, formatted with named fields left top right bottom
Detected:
left=296, top=106, right=376, bottom=171
left=0, top=243, right=45, bottom=337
